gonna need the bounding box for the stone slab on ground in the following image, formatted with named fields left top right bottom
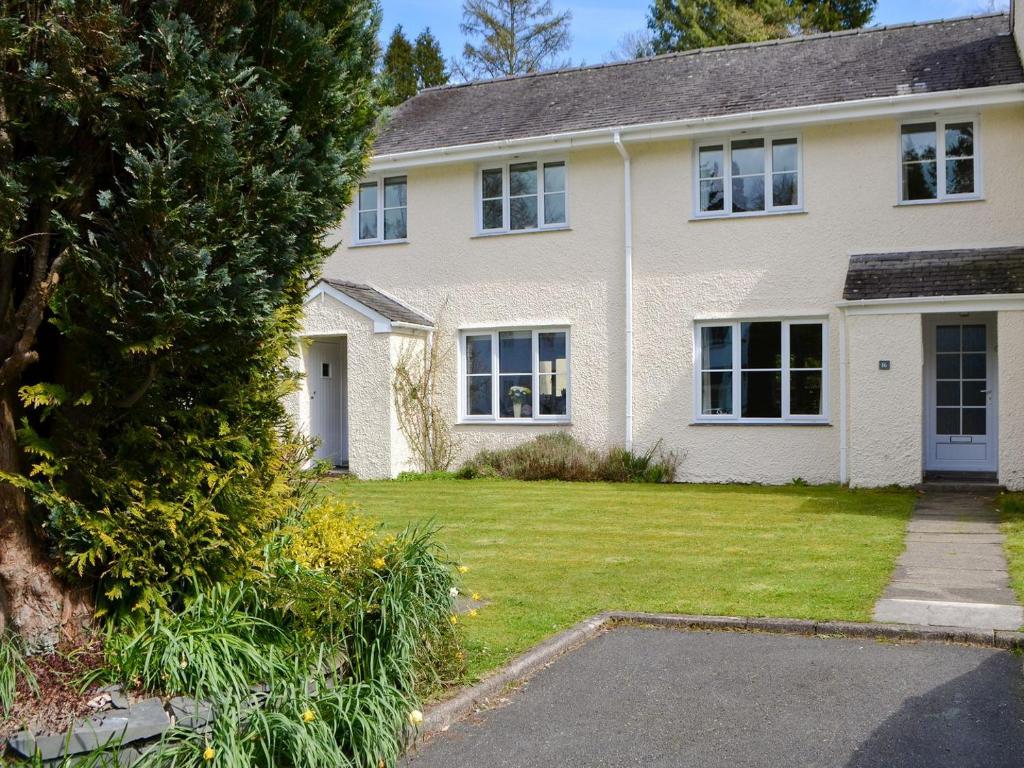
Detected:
left=873, top=491, right=1022, bottom=630
left=403, top=627, right=1024, bottom=768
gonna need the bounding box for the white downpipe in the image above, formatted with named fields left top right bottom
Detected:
left=613, top=130, right=634, bottom=452
left=838, top=307, right=849, bottom=484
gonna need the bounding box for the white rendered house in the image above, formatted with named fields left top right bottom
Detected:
left=289, top=9, right=1024, bottom=488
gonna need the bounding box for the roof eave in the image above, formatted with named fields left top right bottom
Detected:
left=370, top=83, right=1024, bottom=171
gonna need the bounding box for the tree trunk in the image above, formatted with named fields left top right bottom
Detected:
left=0, top=386, right=91, bottom=651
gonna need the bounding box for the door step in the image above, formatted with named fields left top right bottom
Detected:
left=920, top=471, right=1003, bottom=493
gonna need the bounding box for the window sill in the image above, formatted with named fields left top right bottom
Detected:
left=349, top=239, right=410, bottom=248
left=457, top=419, right=572, bottom=426
left=689, top=209, right=807, bottom=222
left=690, top=420, right=832, bottom=427
left=471, top=226, right=571, bottom=239
left=894, top=196, right=984, bottom=207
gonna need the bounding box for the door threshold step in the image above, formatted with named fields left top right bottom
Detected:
left=917, top=482, right=1004, bottom=494
left=873, top=598, right=1023, bottom=631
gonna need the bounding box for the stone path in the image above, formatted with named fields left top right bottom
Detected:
left=873, top=490, right=1024, bottom=631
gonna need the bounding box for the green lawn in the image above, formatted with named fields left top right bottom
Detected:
left=1000, top=493, right=1024, bottom=603
left=327, top=479, right=914, bottom=679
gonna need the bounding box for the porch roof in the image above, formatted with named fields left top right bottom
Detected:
left=318, top=278, right=434, bottom=327
left=843, top=246, right=1024, bottom=300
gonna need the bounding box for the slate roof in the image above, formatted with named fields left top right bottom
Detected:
left=375, top=14, right=1023, bottom=155
left=320, top=278, right=434, bottom=326
left=843, top=247, right=1024, bottom=300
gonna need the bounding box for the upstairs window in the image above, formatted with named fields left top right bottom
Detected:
left=461, top=328, right=570, bottom=421
left=695, top=319, right=827, bottom=423
left=478, top=161, right=567, bottom=233
left=900, top=118, right=979, bottom=203
left=696, top=135, right=801, bottom=217
left=355, top=176, right=407, bottom=243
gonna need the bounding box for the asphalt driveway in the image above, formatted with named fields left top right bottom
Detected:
left=405, top=627, right=1024, bottom=768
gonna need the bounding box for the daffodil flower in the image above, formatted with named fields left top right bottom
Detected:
left=468, top=608, right=478, bottom=618
left=302, top=709, right=316, bottom=723
left=408, top=709, right=424, bottom=727
left=203, top=746, right=215, bottom=762
left=471, top=592, right=481, bottom=601
left=457, top=565, right=469, bottom=574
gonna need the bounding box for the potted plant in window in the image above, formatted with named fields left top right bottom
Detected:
left=508, top=385, right=531, bottom=418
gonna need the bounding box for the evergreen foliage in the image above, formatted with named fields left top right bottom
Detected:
left=0, top=0, right=380, bottom=621
left=456, top=0, right=572, bottom=79
left=382, top=25, right=418, bottom=105
left=413, top=28, right=449, bottom=90
left=647, top=0, right=877, bottom=53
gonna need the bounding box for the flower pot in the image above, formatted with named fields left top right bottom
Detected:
left=513, top=402, right=522, bottom=418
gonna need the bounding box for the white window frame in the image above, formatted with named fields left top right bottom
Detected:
left=693, top=133, right=803, bottom=219
left=693, top=317, right=829, bottom=424
left=897, top=115, right=982, bottom=205
left=458, top=326, right=571, bottom=424
left=475, top=159, right=569, bottom=234
left=352, top=175, right=408, bottom=244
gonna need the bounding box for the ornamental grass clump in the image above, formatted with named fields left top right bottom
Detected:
left=85, top=493, right=462, bottom=768
left=0, top=631, right=37, bottom=717
left=461, top=432, right=679, bottom=483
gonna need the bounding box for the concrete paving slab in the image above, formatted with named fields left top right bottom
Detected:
left=404, top=628, right=1024, bottom=768
left=905, top=532, right=1005, bottom=544
left=874, top=599, right=1024, bottom=630
left=883, top=582, right=1019, bottom=604
left=906, top=520, right=1001, bottom=534
left=891, top=565, right=1011, bottom=588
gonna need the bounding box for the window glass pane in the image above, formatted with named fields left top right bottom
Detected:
left=963, top=325, right=986, bottom=352
left=543, top=192, right=566, bottom=225
left=499, top=330, right=532, bottom=373
left=730, top=139, right=765, bottom=176
left=962, top=380, right=986, bottom=407
left=936, top=326, right=960, bottom=353
left=699, top=145, right=724, bottom=179
left=772, top=173, right=798, bottom=207
left=358, top=211, right=377, bottom=240
left=509, top=163, right=537, bottom=196
left=700, top=179, right=725, bottom=212
left=945, top=123, right=974, bottom=158
left=482, top=199, right=503, bottom=230
left=499, top=374, right=532, bottom=418
left=903, top=162, right=937, bottom=200
left=962, top=408, right=986, bottom=435
left=383, top=177, right=407, bottom=207
left=946, top=159, right=974, bottom=195
left=358, top=182, right=377, bottom=211
left=701, top=326, right=732, bottom=370
left=936, top=354, right=959, bottom=379
left=732, top=176, right=765, bottom=212
left=936, top=407, right=960, bottom=435
left=383, top=208, right=406, bottom=240
left=772, top=139, right=798, bottom=173
left=937, top=381, right=960, bottom=407
left=790, top=371, right=822, bottom=415
left=701, top=372, right=733, bottom=415
left=465, top=335, right=492, bottom=374
left=741, top=322, right=781, bottom=369
left=543, top=162, right=566, bottom=193
left=510, top=196, right=538, bottom=230
left=538, top=332, right=567, bottom=416
left=481, top=169, right=503, bottom=199
left=789, top=324, right=822, bottom=368
left=467, top=377, right=493, bottom=416
left=901, top=123, right=937, bottom=162
left=741, top=371, right=781, bottom=418
left=963, top=353, right=986, bottom=379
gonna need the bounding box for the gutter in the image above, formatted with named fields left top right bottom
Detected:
left=370, top=84, right=1024, bottom=171
left=613, top=131, right=634, bottom=452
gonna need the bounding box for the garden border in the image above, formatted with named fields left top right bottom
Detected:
left=421, top=611, right=1024, bottom=736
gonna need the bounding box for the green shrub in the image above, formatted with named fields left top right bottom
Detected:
left=462, top=433, right=678, bottom=483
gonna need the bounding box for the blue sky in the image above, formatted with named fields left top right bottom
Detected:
left=380, top=0, right=1009, bottom=66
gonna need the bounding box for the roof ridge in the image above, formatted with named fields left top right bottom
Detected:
left=417, top=13, right=1009, bottom=96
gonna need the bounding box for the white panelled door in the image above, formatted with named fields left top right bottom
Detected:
left=924, top=315, right=998, bottom=473
left=306, top=340, right=343, bottom=466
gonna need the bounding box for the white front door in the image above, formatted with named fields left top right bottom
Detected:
left=924, top=315, right=998, bottom=473
left=306, top=340, right=343, bottom=466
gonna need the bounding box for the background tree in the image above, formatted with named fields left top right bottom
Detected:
left=0, top=0, right=379, bottom=647
left=414, top=28, right=450, bottom=90
left=455, top=0, right=572, bottom=79
left=382, top=24, right=418, bottom=105
left=606, top=28, right=657, bottom=61
left=647, top=0, right=877, bottom=53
